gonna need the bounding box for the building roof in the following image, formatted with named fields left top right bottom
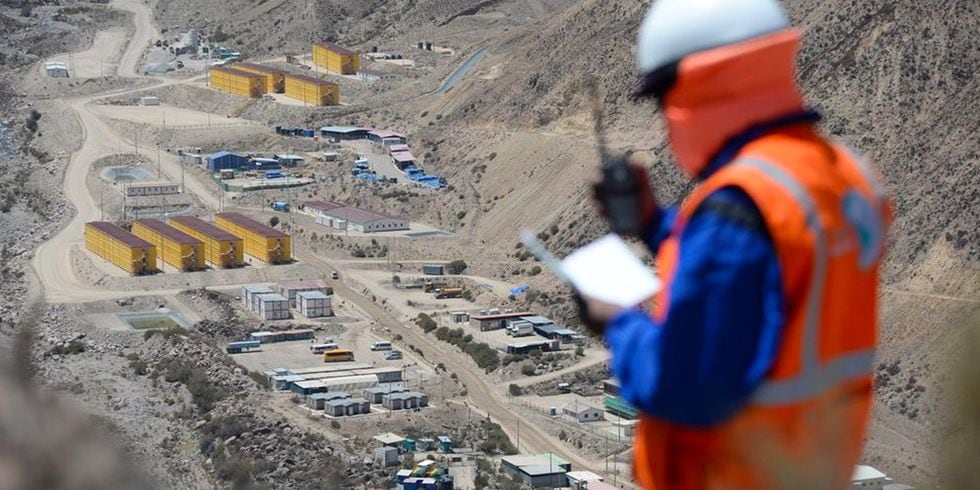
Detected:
left=554, top=328, right=578, bottom=336
left=216, top=212, right=288, bottom=238
left=232, top=62, right=284, bottom=74
left=562, top=403, right=601, bottom=415
left=279, top=279, right=327, bottom=290
left=285, top=72, right=338, bottom=87
left=309, top=391, right=350, bottom=400
left=287, top=363, right=372, bottom=375
left=368, top=129, right=405, bottom=139
left=315, top=41, right=356, bottom=56
left=302, top=199, right=345, bottom=213
left=208, top=150, right=244, bottom=160
left=86, top=221, right=153, bottom=248
left=326, top=397, right=368, bottom=407
left=297, top=290, right=330, bottom=300
left=508, top=340, right=555, bottom=349
left=519, top=315, right=554, bottom=326
left=392, top=152, right=416, bottom=163
left=320, top=126, right=367, bottom=134
left=320, top=205, right=404, bottom=224
left=373, top=432, right=406, bottom=445
left=472, top=311, right=534, bottom=321
left=254, top=293, right=288, bottom=302
left=275, top=154, right=305, bottom=160
left=251, top=157, right=278, bottom=163
left=363, top=384, right=408, bottom=395
left=521, top=465, right=565, bottom=477
left=211, top=65, right=265, bottom=79
left=242, top=285, right=273, bottom=293
left=388, top=144, right=410, bottom=153
left=566, top=471, right=604, bottom=483
left=133, top=219, right=203, bottom=245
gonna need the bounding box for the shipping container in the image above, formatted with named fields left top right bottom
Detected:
left=131, top=219, right=205, bottom=271
left=169, top=216, right=244, bottom=267
left=312, top=41, right=360, bottom=74
left=230, top=62, right=285, bottom=93
left=297, top=290, right=332, bottom=318
left=84, top=221, right=157, bottom=275
left=278, top=279, right=328, bottom=307
left=214, top=213, right=292, bottom=263
left=283, top=73, right=340, bottom=106
left=209, top=66, right=264, bottom=98
left=240, top=285, right=273, bottom=310
left=255, top=293, right=290, bottom=320
left=422, top=264, right=445, bottom=276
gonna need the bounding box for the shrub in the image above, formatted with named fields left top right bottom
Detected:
left=520, top=364, right=536, bottom=376
left=508, top=384, right=523, bottom=396
left=446, top=259, right=468, bottom=275
left=269, top=216, right=279, bottom=227
left=456, top=211, right=466, bottom=219
left=529, top=266, right=542, bottom=276
left=249, top=370, right=270, bottom=390
left=330, top=420, right=341, bottom=429
left=416, top=313, right=437, bottom=333
left=49, top=340, right=86, bottom=356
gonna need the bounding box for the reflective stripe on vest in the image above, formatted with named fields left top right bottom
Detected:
left=734, top=157, right=875, bottom=406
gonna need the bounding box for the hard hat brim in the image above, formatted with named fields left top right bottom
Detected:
left=634, top=61, right=679, bottom=100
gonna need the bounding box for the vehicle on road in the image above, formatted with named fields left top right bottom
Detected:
left=435, top=287, right=464, bottom=299
left=384, top=350, right=403, bottom=360
left=371, top=341, right=392, bottom=351
left=330, top=271, right=339, bottom=280
left=323, top=349, right=354, bottom=363
left=311, top=343, right=339, bottom=354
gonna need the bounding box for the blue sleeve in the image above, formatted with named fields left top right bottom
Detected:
left=604, top=187, right=785, bottom=427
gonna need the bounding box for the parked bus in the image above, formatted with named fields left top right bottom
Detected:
left=323, top=349, right=355, bottom=363
left=371, top=341, right=392, bottom=351
left=311, top=343, right=340, bottom=354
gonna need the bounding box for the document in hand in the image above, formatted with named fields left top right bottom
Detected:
left=561, top=234, right=661, bottom=309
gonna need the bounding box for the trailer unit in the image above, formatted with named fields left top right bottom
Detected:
left=209, top=66, right=264, bottom=98
left=169, top=216, right=244, bottom=267
left=231, top=62, right=285, bottom=93
left=84, top=221, right=156, bottom=275
left=131, top=219, right=205, bottom=271
left=214, top=212, right=292, bottom=263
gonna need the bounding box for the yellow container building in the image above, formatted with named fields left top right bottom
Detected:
left=131, top=219, right=206, bottom=271
left=231, top=62, right=285, bottom=93
left=312, top=41, right=360, bottom=74
left=214, top=212, right=292, bottom=264
left=84, top=221, right=156, bottom=275
left=169, top=215, right=244, bottom=268
left=284, top=74, right=340, bottom=106
left=209, top=66, right=264, bottom=98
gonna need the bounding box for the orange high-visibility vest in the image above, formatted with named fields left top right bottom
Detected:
left=634, top=126, right=890, bottom=490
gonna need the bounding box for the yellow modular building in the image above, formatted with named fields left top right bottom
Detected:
left=313, top=41, right=360, bottom=74
left=214, top=212, right=292, bottom=264
left=231, top=62, right=285, bottom=93
left=84, top=221, right=156, bottom=275
left=131, top=219, right=206, bottom=271
left=169, top=216, right=244, bottom=268
left=209, top=66, right=264, bottom=98
left=284, top=74, right=340, bottom=106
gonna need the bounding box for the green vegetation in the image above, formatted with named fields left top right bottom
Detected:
left=446, top=259, right=468, bottom=275
left=508, top=384, right=523, bottom=396
left=127, top=316, right=181, bottom=330
left=477, top=421, right=517, bottom=455
left=126, top=353, right=148, bottom=375
left=434, top=326, right=500, bottom=371
left=520, top=364, right=537, bottom=376
left=249, top=370, right=270, bottom=390
left=269, top=216, right=280, bottom=228
left=160, top=359, right=226, bottom=412
left=49, top=340, right=86, bottom=356
left=416, top=313, right=437, bottom=333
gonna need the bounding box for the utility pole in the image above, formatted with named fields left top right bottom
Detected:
left=157, top=143, right=161, bottom=177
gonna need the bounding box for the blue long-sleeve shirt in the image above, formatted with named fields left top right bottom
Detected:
left=603, top=112, right=822, bottom=427
left=605, top=187, right=785, bottom=427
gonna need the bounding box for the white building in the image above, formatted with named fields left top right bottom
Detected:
left=123, top=181, right=179, bottom=197
left=303, top=200, right=409, bottom=233
left=297, top=290, right=332, bottom=318
left=139, top=96, right=160, bottom=106
left=277, top=279, right=328, bottom=307
left=562, top=403, right=605, bottom=423
left=255, top=293, right=289, bottom=320
left=45, top=62, right=69, bottom=78
left=357, top=68, right=398, bottom=82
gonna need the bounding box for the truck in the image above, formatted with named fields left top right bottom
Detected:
left=506, top=321, right=534, bottom=337
left=435, top=287, right=463, bottom=299
left=422, top=282, right=448, bottom=293
left=422, top=264, right=445, bottom=276
left=271, top=201, right=290, bottom=212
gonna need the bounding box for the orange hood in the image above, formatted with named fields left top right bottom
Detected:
left=662, top=29, right=805, bottom=177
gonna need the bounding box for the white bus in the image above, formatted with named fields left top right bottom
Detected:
left=371, top=341, right=392, bottom=351
left=311, top=343, right=340, bottom=354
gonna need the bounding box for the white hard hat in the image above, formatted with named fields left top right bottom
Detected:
left=636, top=0, right=790, bottom=82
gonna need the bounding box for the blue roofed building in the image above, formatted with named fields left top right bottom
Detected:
left=207, top=151, right=247, bottom=172
left=320, top=126, right=368, bottom=141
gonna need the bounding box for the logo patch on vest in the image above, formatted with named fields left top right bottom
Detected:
left=841, top=190, right=884, bottom=270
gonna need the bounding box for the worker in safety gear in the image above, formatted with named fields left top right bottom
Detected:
left=579, top=0, right=892, bottom=488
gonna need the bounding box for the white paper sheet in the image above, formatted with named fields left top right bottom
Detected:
left=561, top=234, right=661, bottom=308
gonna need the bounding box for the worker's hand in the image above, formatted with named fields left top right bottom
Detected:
left=591, top=157, right=659, bottom=237
left=575, top=293, right=624, bottom=336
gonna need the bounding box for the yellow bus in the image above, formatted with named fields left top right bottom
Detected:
left=323, top=349, right=354, bottom=363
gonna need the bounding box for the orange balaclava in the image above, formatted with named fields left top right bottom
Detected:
left=662, top=29, right=806, bottom=178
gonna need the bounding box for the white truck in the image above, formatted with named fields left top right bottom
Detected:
left=506, top=320, right=534, bottom=337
